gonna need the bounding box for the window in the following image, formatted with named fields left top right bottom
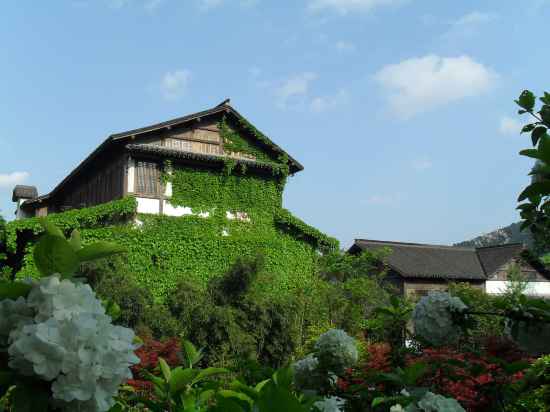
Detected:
left=135, top=160, right=161, bottom=196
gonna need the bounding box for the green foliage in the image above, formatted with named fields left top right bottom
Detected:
left=515, top=90, right=550, bottom=253
left=7, top=164, right=329, bottom=299
left=448, top=282, right=506, bottom=346
left=171, top=256, right=299, bottom=369
left=508, top=355, right=550, bottom=412
left=275, top=209, right=339, bottom=253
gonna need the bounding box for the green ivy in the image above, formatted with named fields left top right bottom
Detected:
left=7, top=165, right=335, bottom=300
left=275, top=208, right=339, bottom=252
left=5, top=197, right=137, bottom=253
left=218, top=117, right=290, bottom=177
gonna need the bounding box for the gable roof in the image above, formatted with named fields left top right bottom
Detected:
left=350, top=239, right=534, bottom=281
left=23, top=100, right=303, bottom=208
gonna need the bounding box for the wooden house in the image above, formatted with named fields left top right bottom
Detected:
left=12, top=99, right=303, bottom=218
left=348, top=239, right=550, bottom=298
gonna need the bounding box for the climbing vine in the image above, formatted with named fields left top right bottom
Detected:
left=6, top=165, right=335, bottom=300
left=218, top=117, right=290, bottom=177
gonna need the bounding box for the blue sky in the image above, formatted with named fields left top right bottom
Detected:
left=0, top=0, right=547, bottom=248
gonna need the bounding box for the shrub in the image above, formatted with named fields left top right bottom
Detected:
left=449, top=282, right=506, bottom=344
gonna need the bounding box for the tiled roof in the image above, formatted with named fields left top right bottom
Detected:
left=350, top=239, right=528, bottom=280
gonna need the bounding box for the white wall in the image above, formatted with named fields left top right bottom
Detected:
left=127, top=158, right=135, bottom=193
left=163, top=201, right=193, bottom=217
left=136, top=197, right=160, bottom=214
left=486, top=280, right=550, bottom=297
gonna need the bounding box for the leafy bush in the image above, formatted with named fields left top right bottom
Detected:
left=0, top=221, right=138, bottom=412
left=507, top=354, right=550, bottom=412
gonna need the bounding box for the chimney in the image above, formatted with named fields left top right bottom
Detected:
left=12, top=185, right=38, bottom=219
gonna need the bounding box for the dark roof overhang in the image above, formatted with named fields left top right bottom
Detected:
left=23, top=100, right=303, bottom=208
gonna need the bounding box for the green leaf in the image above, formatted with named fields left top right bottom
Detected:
left=182, top=339, right=203, bottom=368
left=532, top=126, right=548, bottom=146
left=33, top=234, right=79, bottom=277
left=76, top=241, right=126, bottom=263
left=519, top=149, right=542, bottom=160
left=38, top=218, right=64, bottom=238
left=169, top=367, right=197, bottom=394
left=69, top=229, right=82, bottom=251
left=521, top=123, right=536, bottom=134
left=158, top=357, right=172, bottom=382
left=517, top=90, right=536, bottom=111
left=541, top=105, right=550, bottom=125
left=540, top=92, right=550, bottom=105
left=191, top=367, right=229, bottom=385
left=538, top=134, right=550, bottom=162
left=0, top=281, right=32, bottom=300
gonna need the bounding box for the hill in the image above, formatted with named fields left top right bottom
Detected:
left=454, top=222, right=533, bottom=249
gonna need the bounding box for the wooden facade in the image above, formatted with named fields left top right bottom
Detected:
left=14, top=100, right=303, bottom=219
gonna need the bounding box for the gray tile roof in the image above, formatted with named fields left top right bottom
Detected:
left=350, top=239, right=527, bottom=280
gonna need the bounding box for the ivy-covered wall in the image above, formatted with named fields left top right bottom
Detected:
left=6, top=165, right=338, bottom=300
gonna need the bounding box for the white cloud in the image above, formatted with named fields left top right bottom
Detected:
left=335, top=40, right=356, bottom=53
left=160, top=70, right=191, bottom=101
left=275, top=72, right=318, bottom=108
left=454, top=11, right=497, bottom=26
left=308, top=0, right=406, bottom=15
left=499, top=116, right=523, bottom=135
left=0, top=172, right=29, bottom=188
left=197, top=0, right=256, bottom=10
left=411, top=158, right=433, bottom=171
left=374, top=55, right=497, bottom=118
left=444, top=11, right=498, bottom=38
left=310, top=89, right=350, bottom=112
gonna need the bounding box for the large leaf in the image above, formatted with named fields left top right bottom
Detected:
left=519, top=149, right=542, bottom=160
left=256, top=381, right=307, bottom=412
left=158, top=357, right=172, bottom=382
left=182, top=339, right=203, bottom=368
left=38, top=218, right=64, bottom=238
left=191, top=367, right=229, bottom=385
left=518, top=182, right=550, bottom=202
left=0, top=281, right=32, bottom=300
left=532, top=126, right=548, bottom=146
left=69, top=229, right=82, bottom=251
left=169, top=367, right=197, bottom=394
left=33, top=234, right=79, bottom=277
left=516, top=90, right=536, bottom=111
left=76, top=242, right=126, bottom=262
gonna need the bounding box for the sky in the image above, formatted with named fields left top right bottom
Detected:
left=0, top=0, right=547, bottom=248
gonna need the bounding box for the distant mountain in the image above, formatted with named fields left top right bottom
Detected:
left=454, top=222, right=534, bottom=249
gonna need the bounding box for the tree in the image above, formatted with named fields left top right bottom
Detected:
left=515, top=90, right=550, bottom=253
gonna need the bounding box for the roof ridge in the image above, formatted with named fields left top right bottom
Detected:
left=474, top=243, right=524, bottom=250
left=355, top=238, right=474, bottom=251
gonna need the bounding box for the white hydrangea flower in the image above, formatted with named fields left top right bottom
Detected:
left=412, top=292, right=468, bottom=347
left=314, top=329, right=358, bottom=375
left=293, top=353, right=321, bottom=392
left=416, top=391, right=465, bottom=412
left=0, top=297, right=34, bottom=345
left=314, top=396, right=346, bottom=412
left=26, top=275, right=105, bottom=322
left=5, top=275, right=140, bottom=412
left=390, top=405, right=405, bottom=412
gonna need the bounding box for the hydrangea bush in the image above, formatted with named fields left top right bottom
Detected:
left=4, top=276, right=139, bottom=411
left=0, top=222, right=138, bottom=412
left=412, top=292, right=468, bottom=347
left=314, top=329, right=358, bottom=376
